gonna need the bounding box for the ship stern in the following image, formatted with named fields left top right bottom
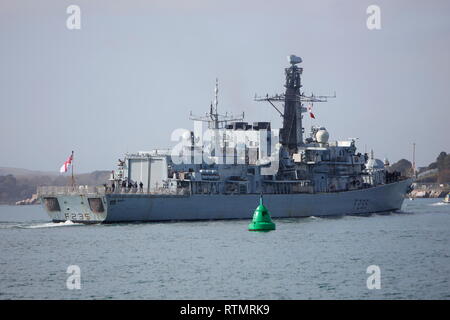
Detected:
left=38, top=186, right=108, bottom=223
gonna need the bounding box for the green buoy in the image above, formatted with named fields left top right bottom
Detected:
left=248, top=195, right=276, bottom=231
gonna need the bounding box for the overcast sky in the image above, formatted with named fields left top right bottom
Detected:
left=1, top=0, right=449, bottom=173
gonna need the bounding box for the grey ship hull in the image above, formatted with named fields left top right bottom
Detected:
left=39, top=179, right=412, bottom=223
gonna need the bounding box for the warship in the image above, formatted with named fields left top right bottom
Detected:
left=38, top=55, right=413, bottom=223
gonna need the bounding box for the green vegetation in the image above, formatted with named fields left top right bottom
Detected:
left=388, top=151, right=450, bottom=183
left=0, top=175, right=36, bottom=204
left=387, top=159, right=412, bottom=177
left=0, top=170, right=110, bottom=204
left=428, top=152, right=450, bottom=183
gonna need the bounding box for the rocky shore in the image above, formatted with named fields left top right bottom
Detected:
left=15, top=194, right=40, bottom=205
left=409, top=183, right=450, bottom=198
left=0, top=168, right=110, bottom=205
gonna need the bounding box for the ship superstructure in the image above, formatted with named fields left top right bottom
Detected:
left=38, top=55, right=412, bottom=223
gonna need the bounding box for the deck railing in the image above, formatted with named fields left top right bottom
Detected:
left=37, top=185, right=191, bottom=196
left=37, top=186, right=106, bottom=196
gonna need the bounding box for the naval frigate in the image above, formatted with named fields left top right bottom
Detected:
left=38, top=55, right=413, bottom=223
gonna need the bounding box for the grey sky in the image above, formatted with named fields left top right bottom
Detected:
left=1, top=0, right=449, bottom=173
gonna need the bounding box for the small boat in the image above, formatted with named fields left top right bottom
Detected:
left=443, top=193, right=450, bottom=204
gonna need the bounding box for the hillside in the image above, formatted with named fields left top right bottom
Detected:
left=387, top=151, right=450, bottom=183
left=427, top=152, right=450, bottom=183
left=0, top=170, right=110, bottom=204
left=387, top=159, right=412, bottom=177
left=0, top=167, right=58, bottom=177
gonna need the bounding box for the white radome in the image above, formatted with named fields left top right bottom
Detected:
left=316, top=129, right=329, bottom=144
left=182, top=131, right=192, bottom=141
left=366, top=159, right=385, bottom=170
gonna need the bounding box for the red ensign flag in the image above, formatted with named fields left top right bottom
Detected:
left=308, top=105, right=315, bottom=119
left=59, top=153, right=73, bottom=173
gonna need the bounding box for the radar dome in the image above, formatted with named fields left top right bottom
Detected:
left=366, top=158, right=385, bottom=170
left=315, top=129, right=329, bottom=144
left=182, top=131, right=192, bottom=141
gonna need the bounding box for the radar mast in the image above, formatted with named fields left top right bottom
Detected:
left=190, top=78, right=244, bottom=129
left=255, top=55, right=335, bottom=154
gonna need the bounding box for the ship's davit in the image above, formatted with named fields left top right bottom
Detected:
left=248, top=195, right=276, bottom=231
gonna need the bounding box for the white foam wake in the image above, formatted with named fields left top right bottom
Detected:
left=24, top=220, right=81, bottom=229
left=429, top=202, right=446, bottom=206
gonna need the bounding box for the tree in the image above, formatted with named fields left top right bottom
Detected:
left=388, top=159, right=412, bottom=176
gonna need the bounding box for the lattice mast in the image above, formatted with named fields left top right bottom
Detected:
left=255, top=55, right=335, bottom=155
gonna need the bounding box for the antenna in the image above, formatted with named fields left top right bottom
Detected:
left=254, top=55, right=336, bottom=153
left=412, top=142, right=416, bottom=177
left=214, top=78, right=218, bottom=115
left=190, top=78, right=244, bottom=129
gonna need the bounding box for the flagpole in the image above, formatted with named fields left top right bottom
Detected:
left=71, top=150, right=75, bottom=189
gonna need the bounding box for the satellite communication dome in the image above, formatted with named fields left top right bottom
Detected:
left=182, top=131, right=192, bottom=141
left=315, top=129, right=329, bottom=144
left=366, top=158, right=385, bottom=170
left=288, top=55, right=302, bottom=65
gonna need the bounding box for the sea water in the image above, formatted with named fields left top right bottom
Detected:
left=0, top=199, right=449, bottom=299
